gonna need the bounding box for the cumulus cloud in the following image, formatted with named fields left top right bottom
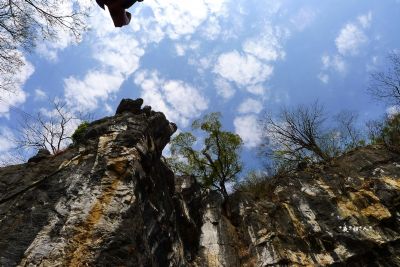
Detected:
left=134, top=70, right=208, bottom=126
left=290, top=7, right=317, bottom=31
left=335, top=24, right=368, bottom=56
left=358, top=12, right=372, bottom=29
left=246, top=84, right=267, bottom=96
left=175, top=41, right=200, bottom=56
left=0, top=127, right=20, bottom=167
left=335, top=12, right=372, bottom=56
left=64, top=71, right=123, bottom=112
left=0, top=127, right=16, bottom=153
left=214, top=77, right=235, bottom=100
left=318, top=73, right=329, bottom=84
left=138, top=0, right=228, bottom=41
left=243, top=24, right=287, bottom=62
left=214, top=50, right=273, bottom=86
left=64, top=29, right=144, bottom=112
left=321, top=55, right=346, bottom=73
left=35, top=0, right=93, bottom=61
left=237, top=98, right=263, bottom=114
left=200, top=16, right=223, bottom=40
left=63, top=0, right=228, bottom=112
left=234, top=115, right=262, bottom=148
left=0, top=56, right=34, bottom=117
left=92, top=33, right=145, bottom=77
left=34, top=89, right=47, bottom=101
left=319, top=12, right=371, bottom=83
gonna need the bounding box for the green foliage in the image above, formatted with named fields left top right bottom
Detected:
left=71, top=121, right=89, bottom=144
left=168, top=112, right=243, bottom=198
left=370, top=114, right=400, bottom=151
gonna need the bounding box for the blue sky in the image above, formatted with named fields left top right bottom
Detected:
left=0, top=0, right=400, bottom=170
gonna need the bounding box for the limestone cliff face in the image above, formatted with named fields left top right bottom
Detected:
left=0, top=99, right=399, bottom=266
left=228, top=147, right=400, bottom=266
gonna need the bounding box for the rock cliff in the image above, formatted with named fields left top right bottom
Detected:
left=0, top=99, right=399, bottom=266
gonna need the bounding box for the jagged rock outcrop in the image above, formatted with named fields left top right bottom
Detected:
left=228, top=146, right=400, bottom=266
left=0, top=99, right=189, bottom=266
left=0, top=98, right=399, bottom=266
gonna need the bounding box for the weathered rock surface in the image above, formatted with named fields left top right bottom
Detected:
left=0, top=99, right=399, bottom=266
left=229, top=146, right=400, bottom=266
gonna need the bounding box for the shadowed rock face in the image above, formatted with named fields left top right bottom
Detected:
left=0, top=99, right=399, bottom=266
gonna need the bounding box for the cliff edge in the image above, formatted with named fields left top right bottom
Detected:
left=0, top=99, right=399, bottom=266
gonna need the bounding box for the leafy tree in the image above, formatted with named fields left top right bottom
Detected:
left=168, top=112, right=243, bottom=200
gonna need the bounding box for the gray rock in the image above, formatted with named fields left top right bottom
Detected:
left=1, top=99, right=399, bottom=267
left=115, top=98, right=143, bottom=115
left=27, top=149, right=51, bottom=163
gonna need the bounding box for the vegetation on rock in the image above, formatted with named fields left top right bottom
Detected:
left=167, top=112, right=243, bottom=200
left=72, top=121, right=90, bottom=145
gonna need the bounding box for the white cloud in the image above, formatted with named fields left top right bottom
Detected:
left=175, top=41, right=200, bottom=56
left=64, top=71, right=123, bottom=112
left=335, top=23, right=368, bottom=56
left=290, top=7, right=317, bottom=31
left=318, top=54, right=346, bottom=83
left=92, top=33, right=145, bottom=77
left=34, top=89, right=47, bottom=101
left=140, top=0, right=228, bottom=40
left=0, top=56, right=34, bottom=117
left=200, top=16, right=223, bottom=40
left=234, top=115, right=262, bottom=148
left=62, top=0, right=228, bottom=112
left=36, top=30, right=77, bottom=62
left=358, top=12, right=372, bottom=29
left=237, top=98, right=263, bottom=114
left=214, top=78, right=235, bottom=100
left=63, top=24, right=144, bottom=112
left=134, top=70, right=208, bottom=126
left=0, top=127, right=16, bottom=153
left=318, top=73, right=329, bottom=84
left=214, top=50, right=273, bottom=86
left=243, top=24, right=287, bottom=62
left=0, top=127, right=20, bottom=167
left=319, top=11, right=373, bottom=82
left=35, top=0, right=92, bottom=61
left=321, top=55, right=346, bottom=73
left=246, top=84, right=267, bottom=96
left=335, top=12, right=372, bottom=56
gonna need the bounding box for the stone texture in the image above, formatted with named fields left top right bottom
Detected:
left=229, top=145, right=400, bottom=266
left=27, top=149, right=51, bottom=163
left=115, top=98, right=144, bottom=115
left=0, top=99, right=399, bottom=266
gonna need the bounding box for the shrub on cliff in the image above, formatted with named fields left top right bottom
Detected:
left=367, top=113, right=400, bottom=152
left=72, top=121, right=90, bottom=145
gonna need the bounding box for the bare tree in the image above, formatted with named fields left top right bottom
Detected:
left=334, top=110, right=363, bottom=150
left=261, top=102, right=330, bottom=165
left=0, top=0, right=89, bottom=92
left=261, top=103, right=364, bottom=172
left=368, top=52, right=400, bottom=105
left=16, top=98, right=85, bottom=154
